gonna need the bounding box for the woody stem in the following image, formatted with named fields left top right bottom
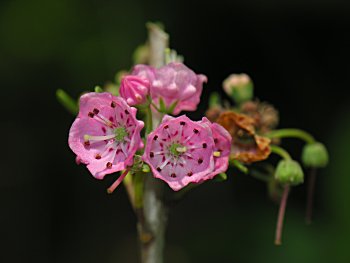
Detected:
left=137, top=22, right=169, bottom=263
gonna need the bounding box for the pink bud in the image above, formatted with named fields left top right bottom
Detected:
left=120, top=75, right=150, bottom=106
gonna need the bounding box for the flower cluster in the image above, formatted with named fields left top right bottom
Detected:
left=119, top=62, right=207, bottom=114
left=68, top=62, right=230, bottom=191
left=58, top=24, right=330, bottom=248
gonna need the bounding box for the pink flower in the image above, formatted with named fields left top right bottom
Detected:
left=68, top=92, right=144, bottom=180
left=142, top=115, right=231, bottom=191
left=199, top=118, right=232, bottom=181
left=132, top=64, right=156, bottom=81
left=150, top=62, right=207, bottom=115
left=120, top=76, right=149, bottom=106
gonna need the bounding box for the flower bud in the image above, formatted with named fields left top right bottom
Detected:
left=119, top=75, right=149, bottom=106
left=275, top=160, right=304, bottom=186
left=302, top=142, right=329, bottom=168
left=223, top=73, right=254, bottom=104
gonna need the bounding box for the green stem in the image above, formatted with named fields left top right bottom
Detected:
left=134, top=173, right=145, bottom=209
left=305, top=168, right=317, bottom=225
left=56, top=89, right=78, bottom=115
left=270, top=145, right=292, bottom=160
left=250, top=170, right=270, bottom=182
left=145, top=106, right=153, bottom=136
left=265, top=129, right=315, bottom=144
left=231, top=159, right=249, bottom=174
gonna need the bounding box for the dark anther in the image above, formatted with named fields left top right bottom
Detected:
left=95, top=154, right=101, bottom=160
left=84, top=141, right=90, bottom=146
left=187, top=171, right=193, bottom=176
left=154, top=135, right=158, bottom=141
left=180, top=121, right=186, bottom=126
left=170, top=173, right=176, bottom=178
left=106, top=162, right=112, bottom=168
left=157, top=167, right=162, bottom=172
left=150, top=152, right=154, bottom=158
left=93, top=108, right=99, bottom=114
left=214, top=138, right=218, bottom=144
left=193, top=129, right=199, bottom=134
left=164, top=125, right=169, bottom=129
left=198, top=158, right=203, bottom=164
left=202, top=143, right=207, bottom=148
left=125, top=109, right=129, bottom=114
left=111, top=101, right=116, bottom=108
left=88, top=112, right=94, bottom=118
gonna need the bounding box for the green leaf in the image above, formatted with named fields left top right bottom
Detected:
left=56, top=89, right=78, bottom=115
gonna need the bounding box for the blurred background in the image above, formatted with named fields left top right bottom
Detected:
left=1, top=0, right=350, bottom=262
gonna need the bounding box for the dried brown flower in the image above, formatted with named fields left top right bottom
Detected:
left=216, top=111, right=271, bottom=163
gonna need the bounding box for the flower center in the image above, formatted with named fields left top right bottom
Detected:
left=114, top=127, right=128, bottom=142
left=168, top=143, right=186, bottom=157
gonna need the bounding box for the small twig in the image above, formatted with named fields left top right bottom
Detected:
left=305, top=168, right=317, bottom=225
left=275, top=184, right=290, bottom=245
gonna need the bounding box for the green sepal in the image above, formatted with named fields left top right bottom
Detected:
left=142, top=164, right=150, bottom=173
left=231, top=82, right=254, bottom=104
left=167, top=100, right=178, bottom=114
left=214, top=173, right=227, bottom=182
left=159, top=97, right=166, bottom=112
left=94, top=86, right=103, bottom=93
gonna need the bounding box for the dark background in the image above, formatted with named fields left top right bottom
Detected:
left=1, top=0, right=350, bottom=262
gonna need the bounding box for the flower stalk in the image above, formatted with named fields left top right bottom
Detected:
left=305, top=168, right=317, bottom=224
left=275, top=184, right=290, bottom=245
left=266, top=128, right=315, bottom=144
